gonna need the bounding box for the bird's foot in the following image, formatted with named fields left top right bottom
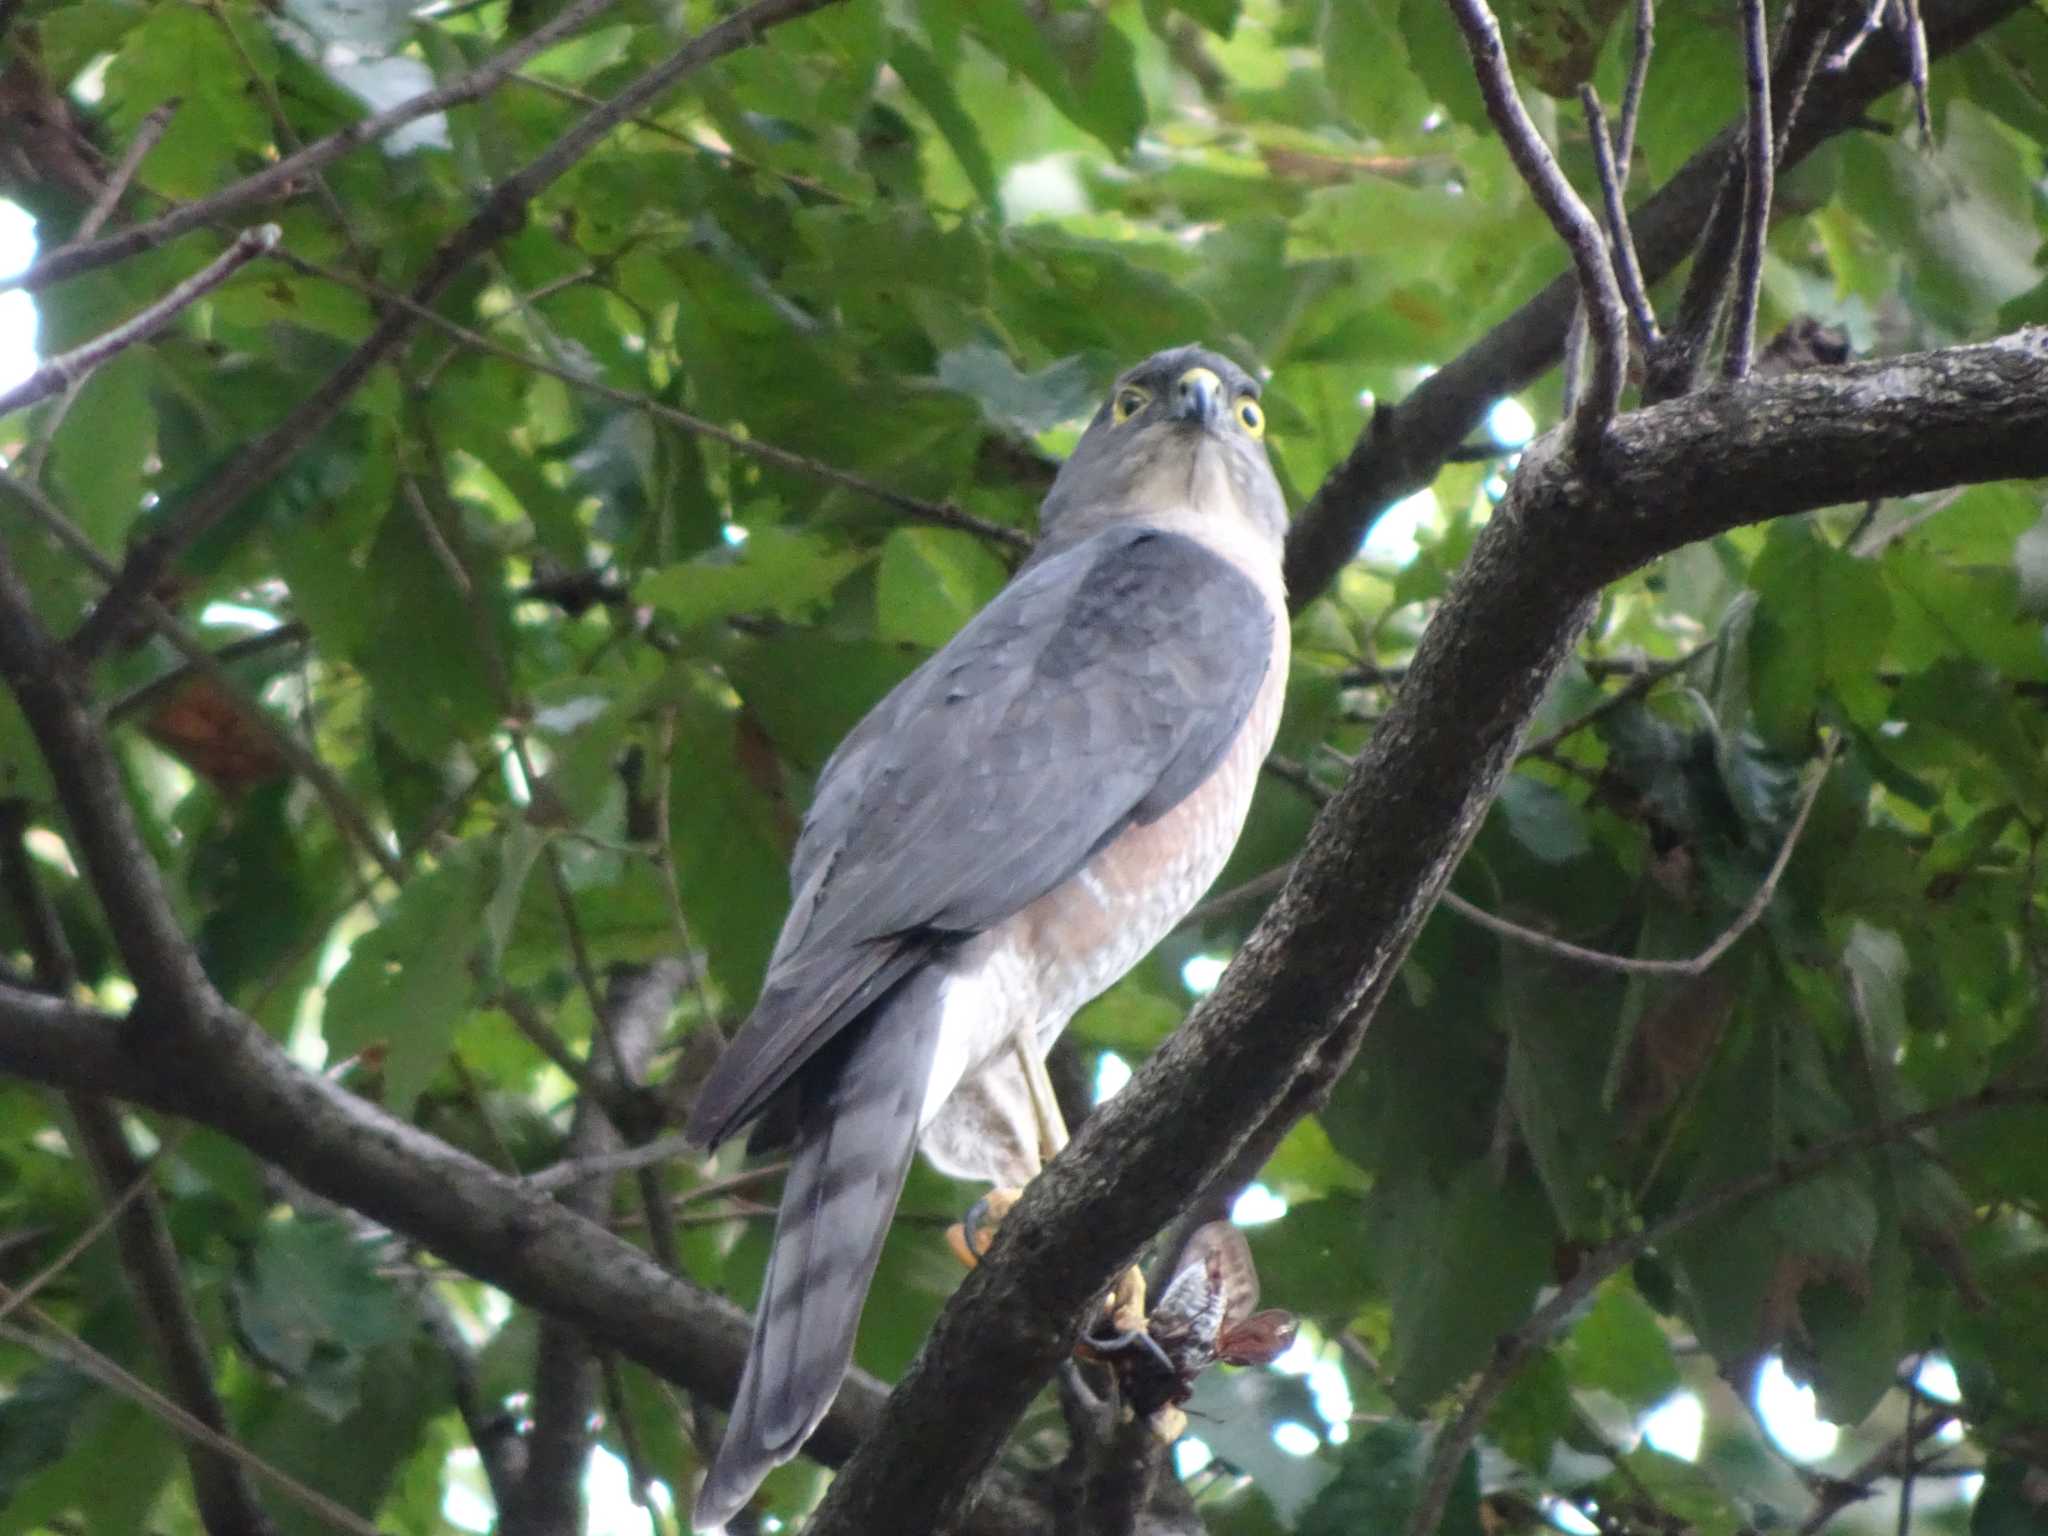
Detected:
left=946, top=1186, right=1022, bottom=1268
left=1103, top=1263, right=1148, bottom=1337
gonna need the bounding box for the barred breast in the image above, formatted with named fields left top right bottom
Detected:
left=917, top=609, right=1289, bottom=1185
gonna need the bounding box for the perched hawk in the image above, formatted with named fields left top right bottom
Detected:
left=687, top=344, right=1290, bottom=1529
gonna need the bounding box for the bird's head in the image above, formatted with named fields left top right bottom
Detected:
left=1037, top=344, right=1287, bottom=557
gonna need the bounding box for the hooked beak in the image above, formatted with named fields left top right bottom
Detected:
left=1170, top=366, right=1224, bottom=429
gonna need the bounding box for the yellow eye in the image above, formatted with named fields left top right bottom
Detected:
left=1237, top=397, right=1265, bottom=438
left=1112, top=386, right=1149, bottom=424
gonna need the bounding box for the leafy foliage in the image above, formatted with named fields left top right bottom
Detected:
left=1, top=0, right=2046, bottom=1533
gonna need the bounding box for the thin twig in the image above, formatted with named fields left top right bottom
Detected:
left=1443, top=0, right=1627, bottom=455
left=1617, top=0, right=1654, bottom=168
left=66, top=0, right=849, bottom=662
left=262, top=244, right=1026, bottom=552
left=208, top=0, right=381, bottom=283
left=71, top=99, right=180, bottom=246
left=495, top=989, right=613, bottom=1107
left=5, top=0, right=628, bottom=295
left=0, top=225, right=278, bottom=417
left=1403, top=1080, right=2048, bottom=1536
left=0, top=1306, right=381, bottom=1536
left=1581, top=87, right=1662, bottom=345
left=1724, top=0, right=1775, bottom=381
left=1520, top=638, right=1720, bottom=758
left=105, top=623, right=311, bottom=723
left=599, top=1353, right=661, bottom=1514
left=1792, top=1384, right=1955, bottom=1534
left=0, top=478, right=403, bottom=883
left=0, top=1153, right=158, bottom=1327
left=1897, top=0, right=1933, bottom=140
left=1825, top=0, right=1893, bottom=71
left=1181, top=863, right=1291, bottom=929
left=1444, top=738, right=1835, bottom=975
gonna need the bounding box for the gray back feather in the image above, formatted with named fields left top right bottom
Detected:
left=686, top=527, right=1272, bottom=1147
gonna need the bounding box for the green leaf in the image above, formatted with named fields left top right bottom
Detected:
left=1323, top=0, right=1431, bottom=138
left=1804, top=1213, right=1906, bottom=1423
left=244, top=1331, right=455, bottom=1536
left=1498, top=0, right=1629, bottom=95
left=356, top=501, right=502, bottom=760
left=104, top=6, right=275, bottom=199
left=1486, top=1347, right=1572, bottom=1472
left=1495, top=773, right=1591, bottom=864
left=324, top=851, right=488, bottom=1113
left=1562, top=1283, right=1681, bottom=1409
left=936, top=344, right=1101, bottom=437
left=1747, top=520, right=1893, bottom=748
left=1504, top=952, right=1622, bottom=1236
left=1974, top=1459, right=2048, bottom=1535
left=1376, top=1163, right=1554, bottom=1410
left=1297, top=1420, right=1482, bottom=1536
left=231, top=1216, right=408, bottom=1419
left=876, top=525, right=1011, bottom=648
left=965, top=6, right=1146, bottom=154
left=48, top=350, right=153, bottom=549
left=667, top=682, right=797, bottom=1010
left=1247, top=1197, right=1375, bottom=1320
left=639, top=529, right=868, bottom=631
left=890, top=32, right=1000, bottom=210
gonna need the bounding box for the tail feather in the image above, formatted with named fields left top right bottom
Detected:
left=692, top=969, right=944, bottom=1531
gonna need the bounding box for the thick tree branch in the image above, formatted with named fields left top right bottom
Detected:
left=1279, top=0, right=2020, bottom=608
left=0, top=981, right=889, bottom=1461
left=799, top=332, right=2048, bottom=1535
left=67, top=0, right=846, bottom=662
left=4, top=336, right=2044, bottom=1532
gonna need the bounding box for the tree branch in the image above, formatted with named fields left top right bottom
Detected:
left=1279, top=0, right=2020, bottom=607
left=506, top=961, right=685, bottom=1536
left=1443, top=0, right=1626, bottom=456
left=1405, top=1086, right=2035, bottom=1536
left=1723, top=0, right=1776, bottom=381
left=4, top=0, right=627, bottom=295
left=0, top=803, right=277, bottom=1536
left=70, top=98, right=180, bottom=247
left=1581, top=86, right=1660, bottom=346
left=0, top=225, right=278, bottom=418
left=0, top=477, right=403, bottom=884
left=797, top=331, right=2048, bottom=1536
left=1443, top=736, right=1834, bottom=976
left=66, top=0, right=847, bottom=662
left=261, top=244, right=1030, bottom=552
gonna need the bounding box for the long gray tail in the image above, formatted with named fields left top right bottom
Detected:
left=692, top=969, right=944, bottom=1531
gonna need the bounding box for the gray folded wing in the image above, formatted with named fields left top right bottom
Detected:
left=685, top=523, right=1274, bottom=1148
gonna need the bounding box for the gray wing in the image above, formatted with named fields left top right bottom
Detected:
left=686, top=524, right=1273, bottom=1146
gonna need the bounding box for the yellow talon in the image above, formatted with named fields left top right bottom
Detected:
left=1106, top=1264, right=1148, bottom=1336
left=949, top=1186, right=1024, bottom=1267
